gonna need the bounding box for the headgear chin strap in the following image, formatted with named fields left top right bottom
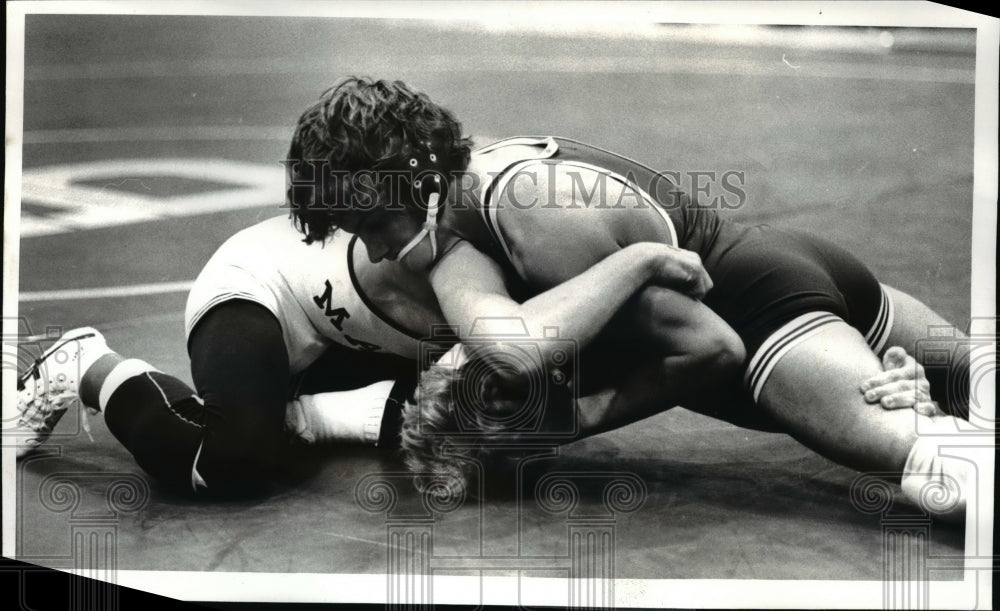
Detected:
left=398, top=175, right=442, bottom=261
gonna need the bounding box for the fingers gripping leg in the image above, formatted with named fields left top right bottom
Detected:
left=756, top=322, right=918, bottom=474
left=881, top=284, right=970, bottom=417
left=757, top=322, right=970, bottom=519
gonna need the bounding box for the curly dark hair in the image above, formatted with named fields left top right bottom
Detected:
left=285, top=77, right=474, bottom=244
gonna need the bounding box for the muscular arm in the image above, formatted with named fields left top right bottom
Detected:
left=498, top=161, right=745, bottom=368
left=423, top=162, right=745, bottom=436
left=428, top=239, right=699, bottom=375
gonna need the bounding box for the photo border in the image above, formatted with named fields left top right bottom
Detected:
left=3, top=1, right=996, bottom=608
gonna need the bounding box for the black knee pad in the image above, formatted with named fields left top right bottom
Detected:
left=195, top=426, right=286, bottom=498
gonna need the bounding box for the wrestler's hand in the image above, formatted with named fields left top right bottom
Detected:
left=860, top=346, right=942, bottom=416
left=643, top=243, right=713, bottom=300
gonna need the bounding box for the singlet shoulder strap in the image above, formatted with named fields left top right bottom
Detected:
left=468, top=137, right=559, bottom=271
left=475, top=136, right=559, bottom=156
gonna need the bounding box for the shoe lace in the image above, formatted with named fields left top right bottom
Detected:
left=18, top=394, right=95, bottom=443
left=81, top=405, right=96, bottom=443
left=17, top=331, right=97, bottom=392
left=16, top=331, right=99, bottom=444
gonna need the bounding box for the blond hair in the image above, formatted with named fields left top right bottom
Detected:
left=403, top=357, right=546, bottom=499
left=400, top=363, right=480, bottom=499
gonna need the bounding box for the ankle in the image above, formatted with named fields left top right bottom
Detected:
left=79, top=353, right=126, bottom=409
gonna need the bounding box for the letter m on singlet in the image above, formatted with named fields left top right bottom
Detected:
left=314, top=280, right=350, bottom=331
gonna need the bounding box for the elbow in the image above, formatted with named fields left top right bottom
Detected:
left=697, top=329, right=746, bottom=379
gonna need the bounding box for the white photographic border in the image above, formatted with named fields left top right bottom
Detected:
left=4, top=1, right=996, bottom=608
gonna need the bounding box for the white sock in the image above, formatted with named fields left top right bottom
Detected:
left=75, top=335, right=116, bottom=379
left=98, top=359, right=160, bottom=413
left=286, top=380, right=395, bottom=446
left=900, top=416, right=970, bottom=523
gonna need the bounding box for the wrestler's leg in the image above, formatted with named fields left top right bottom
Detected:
left=758, top=321, right=969, bottom=520
left=594, top=285, right=751, bottom=422
left=575, top=357, right=771, bottom=438
left=880, top=284, right=970, bottom=417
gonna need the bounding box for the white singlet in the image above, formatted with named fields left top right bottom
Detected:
left=184, top=216, right=430, bottom=374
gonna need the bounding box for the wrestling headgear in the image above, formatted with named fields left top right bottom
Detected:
left=372, top=132, right=454, bottom=261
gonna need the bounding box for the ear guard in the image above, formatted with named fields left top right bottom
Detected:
left=398, top=174, right=442, bottom=260
left=374, top=134, right=452, bottom=261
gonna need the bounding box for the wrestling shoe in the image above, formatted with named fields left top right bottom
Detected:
left=14, top=327, right=112, bottom=458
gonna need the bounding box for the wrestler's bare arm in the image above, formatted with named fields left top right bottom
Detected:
left=496, top=162, right=745, bottom=365
left=428, top=239, right=706, bottom=376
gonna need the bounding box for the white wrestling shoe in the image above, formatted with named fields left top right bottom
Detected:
left=14, top=327, right=111, bottom=458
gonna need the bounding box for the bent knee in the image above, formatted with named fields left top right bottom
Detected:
left=198, top=432, right=285, bottom=498
left=692, top=326, right=746, bottom=377
left=717, top=331, right=747, bottom=372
